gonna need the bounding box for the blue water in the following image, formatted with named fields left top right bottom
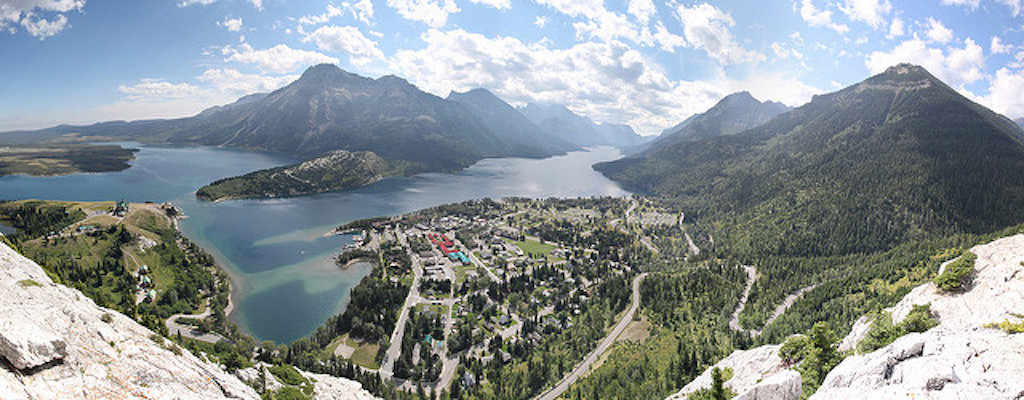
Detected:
left=0, top=143, right=629, bottom=343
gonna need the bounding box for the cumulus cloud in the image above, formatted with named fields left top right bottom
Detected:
left=991, top=36, right=1013, bottom=54
left=627, top=0, right=656, bottom=25
left=219, top=17, right=243, bottom=32
left=924, top=17, right=953, bottom=44
left=997, top=0, right=1022, bottom=16
left=983, top=67, right=1024, bottom=118
left=223, top=43, right=339, bottom=74
left=839, top=0, right=891, bottom=29
left=887, top=16, right=904, bottom=39
left=534, top=0, right=604, bottom=19
left=0, top=0, right=84, bottom=38
left=303, top=25, right=385, bottom=65
left=386, top=0, right=458, bottom=28
left=799, top=0, right=850, bottom=34
left=389, top=28, right=781, bottom=135
left=677, top=3, right=764, bottom=65
left=468, top=0, right=510, bottom=10
left=197, top=68, right=298, bottom=95
left=866, top=37, right=985, bottom=90
left=534, top=15, right=548, bottom=27
left=119, top=79, right=202, bottom=100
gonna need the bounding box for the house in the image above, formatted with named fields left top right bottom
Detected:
left=113, top=200, right=129, bottom=217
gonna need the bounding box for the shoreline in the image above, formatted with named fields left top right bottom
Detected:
left=339, top=256, right=377, bottom=270
left=167, top=202, right=241, bottom=322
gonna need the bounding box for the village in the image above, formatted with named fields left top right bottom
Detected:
left=330, top=196, right=685, bottom=395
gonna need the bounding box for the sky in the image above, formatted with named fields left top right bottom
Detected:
left=1, top=0, right=1022, bottom=135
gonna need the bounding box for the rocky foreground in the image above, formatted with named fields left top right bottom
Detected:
left=0, top=242, right=376, bottom=399
left=669, top=234, right=1024, bottom=400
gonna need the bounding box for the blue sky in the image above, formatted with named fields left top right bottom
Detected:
left=1, top=0, right=1022, bottom=135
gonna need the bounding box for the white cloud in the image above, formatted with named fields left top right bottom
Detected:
left=940, top=0, right=980, bottom=8
left=627, top=0, right=656, bottom=25
left=0, top=0, right=84, bottom=38
left=992, top=36, right=1013, bottom=54
left=534, top=15, right=548, bottom=27
left=997, top=0, right=1022, bottom=16
left=197, top=68, right=298, bottom=95
left=178, top=0, right=262, bottom=10
left=887, top=16, right=903, bottom=39
left=299, top=4, right=343, bottom=25
left=799, top=0, right=850, bottom=34
left=119, top=79, right=202, bottom=100
left=20, top=13, right=67, bottom=38
left=223, top=43, right=340, bottom=74
left=389, top=28, right=760, bottom=135
left=770, top=41, right=803, bottom=60
left=677, top=3, right=764, bottom=65
left=983, top=67, right=1024, bottom=118
left=345, top=0, right=375, bottom=25
left=839, top=0, right=891, bottom=29
left=652, top=21, right=686, bottom=52
left=468, top=0, right=510, bottom=10
left=534, top=0, right=604, bottom=19
left=866, top=37, right=985, bottom=90
left=303, top=25, right=385, bottom=65
left=925, top=17, right=953, bottom=44
left=177, top=0, right=216, bottom=6
left=386, top=0, right=459, bottom=28
left=219, top=17, right=243, bottom=32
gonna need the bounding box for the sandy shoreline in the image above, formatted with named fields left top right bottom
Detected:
left=339, top=257, right=377, bottom=270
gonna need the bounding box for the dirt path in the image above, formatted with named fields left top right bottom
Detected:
left=535, top=273, right=648, bottom=400
left=729, top=266, right=757, bottom=332
left=751, top=283, right=819, bottom=336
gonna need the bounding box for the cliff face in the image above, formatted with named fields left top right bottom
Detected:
left=0, top=242, right=375, bottom=399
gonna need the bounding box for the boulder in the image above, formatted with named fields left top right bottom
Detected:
left=667, top=344, right=788, bottom=399
left=735, top=369, right=801, bottom=400
left=0, top=314, right=65, bottom=370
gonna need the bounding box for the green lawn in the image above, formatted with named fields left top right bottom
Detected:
left=514, top=239, right=564, bottom=262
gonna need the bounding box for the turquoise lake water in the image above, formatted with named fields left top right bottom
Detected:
left=0, top=143, right=629, bottom=343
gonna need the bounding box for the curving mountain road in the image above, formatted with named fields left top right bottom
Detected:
left=535, top=273, right=648, bottom=400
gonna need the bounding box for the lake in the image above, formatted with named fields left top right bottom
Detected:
left=0, top=143, right=629, bottom=343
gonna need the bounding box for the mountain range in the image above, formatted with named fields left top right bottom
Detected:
left=0, top=64, right=654, bottom=198
left=520, top=103, right=648, bottom=148
left=597, top=64, right=1024, bottom=256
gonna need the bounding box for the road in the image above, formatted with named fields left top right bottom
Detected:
left=729, top=266, right=757, bottom=333
left=751, top=283, right=819, bottom=337
left=535, top=273, right=648, bottom=400
left=380, top=253, right=423, bottom=376
left=165, top=299, right=225, bottom=343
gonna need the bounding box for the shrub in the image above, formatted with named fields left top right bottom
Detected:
left=268, top=364, right=307, bottom=386
left=859, top=304, right=938, bottom=353
left=934, top=252, right=976, bottom=292
left=779, top=335, right=811, bottom=365
left=985, top=319, right=1024, bottom=334
left=101, top=313, right=113, bottom=323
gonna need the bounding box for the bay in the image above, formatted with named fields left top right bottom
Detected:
left=0, top=143, right=629, bottom=343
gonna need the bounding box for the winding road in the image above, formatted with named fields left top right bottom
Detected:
left=729, top=265, right=757, bottom=332
left=535, top=272, right=648, bottom=400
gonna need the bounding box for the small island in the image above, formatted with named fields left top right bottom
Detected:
left=195, top=150, right=389, bottom=201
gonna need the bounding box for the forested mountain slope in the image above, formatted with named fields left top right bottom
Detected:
left=597, top=64, right=1024, bottom=257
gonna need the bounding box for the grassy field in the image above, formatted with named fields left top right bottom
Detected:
left=514, top=239, right=564, bottom=262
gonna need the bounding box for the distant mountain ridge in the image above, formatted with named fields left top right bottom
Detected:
left=658, top=91, right=789, bottom=143
left=597, top=64, right=1024, bottom=256
left=520, top=103, right=648, bottom=148
left=630, top=91, right=790, bottom=154
left=1, top=64, right=586, bottom=178
left=447, top=88, right=578, bottom=156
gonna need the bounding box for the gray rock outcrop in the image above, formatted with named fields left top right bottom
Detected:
left=0, top=242, right=375, bottom=399
left=667, top=344, right=800, bottom=400
left=813, top=234, right=1024, bottom=399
